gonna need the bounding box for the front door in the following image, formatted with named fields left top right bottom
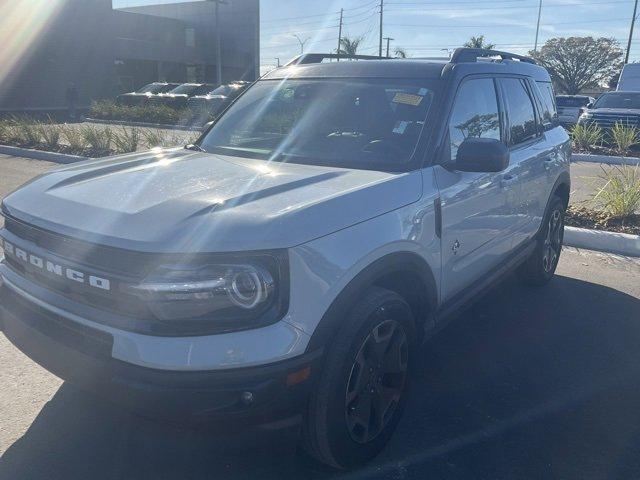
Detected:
left=434, top=76, right=519, bottom=302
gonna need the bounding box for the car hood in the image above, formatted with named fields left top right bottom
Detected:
left=2, top=149, right=422, bottom=253
left=588, top=108, right=640, bottom=115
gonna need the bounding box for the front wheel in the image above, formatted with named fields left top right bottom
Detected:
left=519, top=195, right=566, bottom=286
left=301, top=287, right=415, bottom=469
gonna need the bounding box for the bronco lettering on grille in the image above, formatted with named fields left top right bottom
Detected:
left=1, top=238, right=111, bottom=291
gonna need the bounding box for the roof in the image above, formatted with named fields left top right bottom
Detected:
left=263, top=49, right=550, bottom=82
left=263, top=59, right=449, bottom=80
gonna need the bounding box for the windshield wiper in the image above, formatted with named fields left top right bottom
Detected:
left=185, top=144, right=205, bottom=152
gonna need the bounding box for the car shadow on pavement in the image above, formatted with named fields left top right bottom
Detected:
left=2, top=273, right=640, bottom=480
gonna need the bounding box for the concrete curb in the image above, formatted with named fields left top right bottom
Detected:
left=0, top=145, right=90, bottom=164
left=571, top=153, right=640, bottom=166
left=564, top=226, right=640, bottom=257
left=85, top=118, right=202, bottom=132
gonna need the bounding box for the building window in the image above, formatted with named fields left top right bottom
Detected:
left=185, top=28, right=196, bottom=47
left=186, top=65, right=198, bottom=83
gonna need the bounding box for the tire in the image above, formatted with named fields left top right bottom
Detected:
left=301, top=287, right=416, bottom=469
left=519, top=195, right=566, bottom=286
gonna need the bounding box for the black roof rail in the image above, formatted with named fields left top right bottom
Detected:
left=284, top=53, right=386, bottom=66
left=450, top=48, right=537, bottom=65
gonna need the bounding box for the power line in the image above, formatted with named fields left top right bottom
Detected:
left=385, top=17, right=629, bottom=27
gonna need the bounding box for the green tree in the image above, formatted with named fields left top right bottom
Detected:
left=530, top=37, right=623, bottom=95
left=337, top=36, right=362, bottom=56
left=463, top=35, right=495, bottom=49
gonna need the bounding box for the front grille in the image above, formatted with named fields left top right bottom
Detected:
left=2, top=215, right=156, bottom=318
left=590, top=113, right=640, bottom=129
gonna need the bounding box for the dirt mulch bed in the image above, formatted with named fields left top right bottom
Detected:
left=565, top=206, right=640, bottom=236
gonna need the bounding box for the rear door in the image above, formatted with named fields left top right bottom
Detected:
left=434, top=76, right=517, bottom=302
left=496, top=77, right=547, bottom=248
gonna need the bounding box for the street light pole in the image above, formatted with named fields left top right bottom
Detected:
left=625, top=0, right=639, bottom=64
left=207, top=0, right=227, bottom=85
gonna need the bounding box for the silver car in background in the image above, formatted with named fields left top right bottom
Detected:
left=556, top=95, right=595, bottom=127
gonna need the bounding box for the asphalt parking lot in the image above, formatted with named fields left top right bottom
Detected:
left=1, top=155, right=640, bottom=479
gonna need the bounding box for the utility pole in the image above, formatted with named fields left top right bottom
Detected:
left=384, top=37, right=394, bottom=58
left=293, top=34, right=310, bottom=54
left=275, top=57, right=281, bottom=67
left=534, top=0, right=543, bottom=52
left=207, top=0, right=228, bottom=85
left=379, top=0, right=384, bottom=58
left=626, top=0, right=639, bottom=63
left=337, top=8, right=344, bottom=61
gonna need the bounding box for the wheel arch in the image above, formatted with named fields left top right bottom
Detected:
left=305, top=251, right=438, bottom=352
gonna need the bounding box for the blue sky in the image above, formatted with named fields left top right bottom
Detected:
left=113, top=0, right=640, bottom=70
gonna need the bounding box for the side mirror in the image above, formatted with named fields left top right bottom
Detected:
left=454, top=137, right=509, bottom=173
left=586, top=102, right=594, bottom=109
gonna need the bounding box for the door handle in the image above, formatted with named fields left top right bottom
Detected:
left=543, top=157, right=554, bottom=170
left=500, top=174, right=518, bottom=188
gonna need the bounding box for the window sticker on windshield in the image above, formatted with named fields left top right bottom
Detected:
left=418, top=88, right=429, bottom=96
left=393, top=121, right=409, bottom=134
left=392, top=92, right=423, bottom=106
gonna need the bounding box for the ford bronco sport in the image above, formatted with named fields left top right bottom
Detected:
left=0, top=48, right=570, bottom=469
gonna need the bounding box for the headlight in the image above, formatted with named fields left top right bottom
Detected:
left=579, top=112, right=593, bottom=120
left=122, top=253, right=288, bottom=334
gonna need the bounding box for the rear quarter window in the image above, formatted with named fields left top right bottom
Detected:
left=535, top=81, right=557, bottom=129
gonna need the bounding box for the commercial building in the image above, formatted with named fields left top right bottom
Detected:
left=0, top=0, right=260, bottom=112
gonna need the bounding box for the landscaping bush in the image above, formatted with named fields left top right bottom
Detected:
left=90, top=100, right=191, bottom=125
left=592, top=165, right=640, bottom=219
left=112, top=126, right=141, bottom=154
left=81, top=124, right=113, bottom=154
left=142, top=129, right=167, bottom=148
left=38, top=120, right=62, bottom=150
left=9, top=115, right=41, bottom=146
left=571, top=123, right=603, bottom=151
left=61, top=124, right=87, bottom=153
left=609, top=122, right=639, bottom=155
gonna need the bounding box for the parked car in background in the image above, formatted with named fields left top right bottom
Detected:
left=578, top=91, right=640, bottom=133
left=188, top=81, right=251, bottom=122
left=115, top=82, right=179, bottom=107
left=617, top=63, right=640, bottom=91
left=556, top=95, right=594, bottom=127
left=147, top=83, right=214, bottom=109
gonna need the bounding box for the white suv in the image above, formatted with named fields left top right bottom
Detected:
left=0, top=49, right=570, bottom=469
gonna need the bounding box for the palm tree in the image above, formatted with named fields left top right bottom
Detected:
left=463, top=35, right=495, bottom=50
left=337, top=36, right=363, bottom=56
left=394, top=47, right=408, bottom=58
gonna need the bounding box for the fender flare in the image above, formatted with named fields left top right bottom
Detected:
left=535, top=171, right=570, bottom=237
left=305, top=251, right=438, bottom=352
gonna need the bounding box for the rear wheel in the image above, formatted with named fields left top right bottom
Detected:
left=302, top=287, right=415, bottom=469
left=519, top=195, right=566, bottom=286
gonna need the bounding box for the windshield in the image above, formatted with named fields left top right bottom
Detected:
left=594, top=92, right=640, bottom=109
left=199, top=78, right=436, bottom=169
left=168, top=84, right=202, bottom=95
left=134, top=83, right=171, bottom=94
left=209, top=85, right=232, bottom=96
left=556, top=96, right=591, bottom=107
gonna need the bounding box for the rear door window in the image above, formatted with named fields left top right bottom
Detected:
left=501, top=78, right=539, bottom=146
left=447, top=78, right=501, bottom=161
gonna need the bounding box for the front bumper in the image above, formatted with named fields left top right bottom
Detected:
left=0, top=284, right=322, bottom=426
